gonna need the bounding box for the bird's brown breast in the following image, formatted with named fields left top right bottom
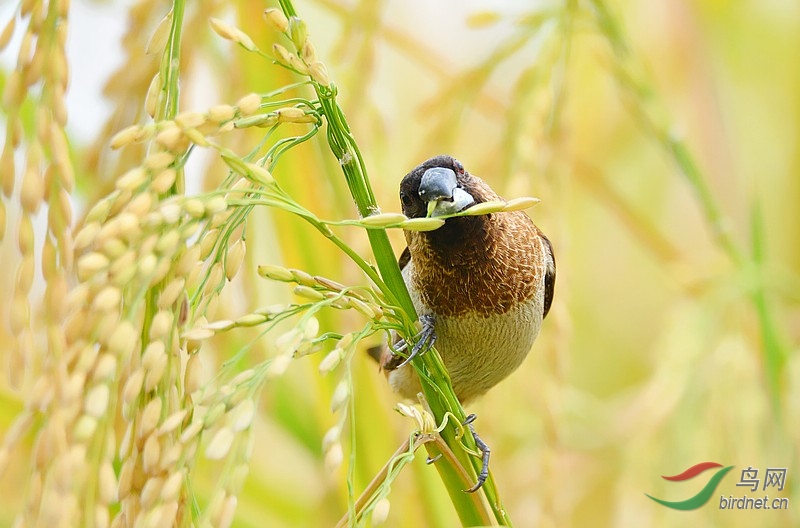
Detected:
left=405, top=209, right=544, bottom=318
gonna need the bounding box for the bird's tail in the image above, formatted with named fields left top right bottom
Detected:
left=365, top=344, right=385, bottom=365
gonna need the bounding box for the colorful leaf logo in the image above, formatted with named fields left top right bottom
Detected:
left=646, top=462, right=734, bottom=510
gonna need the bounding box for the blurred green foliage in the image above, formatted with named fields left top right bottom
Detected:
left=1, top=0, right=798, bottom=526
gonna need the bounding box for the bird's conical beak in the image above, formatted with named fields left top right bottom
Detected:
left=419, top=167, right=474, bottom=217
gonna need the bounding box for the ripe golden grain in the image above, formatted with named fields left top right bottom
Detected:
left=109, top=251, right=137, bottom=286
left=144, top=354, right=167, bottom=393
left=0, top=144, right=15, bottom=197
left=230, top=399, right=255, bottom=432
left=84, top=384, right=110, bottom=418
left=329, top=381, right=349, bottom=413
left=0, top=201, right=6, bottom=240
left=203, top=319, right=233, bottom=332
left=209, top=104, right=236, bottom=123
left=16, top=254, right=35, bottom=294
left=183, top=198, right=205, bottom=219
left=140, top=475, right=164, bottom=508
left=157, top=410, right=187, bottom=436
left=151, top=168, right=177, bottom=194
left=204, top=196, right=228, bottom=214
left=110, top=125, right=141, bottom=150
left=98, top=461, right=118, bottom=504
left=20, top=164, right=44, bottom=213
left=101, top=237, right=127, bottom=260
left=146, top=12, right=172, bottom=55
left=95, top=505, right=110, bottom=528
left=122, top=371, right=145, bottom=412
left=263, top=9, right=289, bottom=32
left=73, top=222, right=101, bottom=252
left=139, top=398, right=162, bottom=438
left=318, top=348, right=343, bottom=374
left=324, top=442, right=343, bottom=472
left=2, top=70, right=23, bottom=108
left=399, top=217, right=445, bottom=231
left=144, top=151, right=175, bottom=172
left=160, top=471, right=183, bottom=502
left=155, top=231, right=181, bottom=256
left=322, top=424, right=342, bottom=452
left=204, top=261, right=224, bottom=294
left=225, top=240, right=246, bottom=281
left=0, top=16, right=15, bottom=51
left=216, top=495, right=238, bottom=528
left=137, top=254, right=158, bottom=280
left=142, top=435, right=161, bottom=474
left=155, top=125, right=183, bottom=151
left=127, top=192, right=154, bottom=218
left=184, top=355, right=204, bottom=394
left=107, top=321, right=138, bottom=356
left=181, top=126, right=210, bottom=147
left=77, top=252, right=110, bottom=280
left=73, top=415, right=98, bottom=441
left=159, top=443, right=182, bottom=472
left=91, top=354, right=117, bottom=382
left=92, top=286, right=121, bottom=312
left=463, top=200, right=506, bottom=216
left=116, top=167, right=148, bottom=192
left=179, top=420, right=203, bottom=445
left=205, top=427, right=235, bottom=460
left=234, top=313, right=267, bottom=327
left=308, top=62, right=330, bottom=86
left=236, top=93, right=262, bottom=116
left=17, top=213, right=34, bottom=254
left=63, top=371, right=88, bottom=405
left=173, top=111, right=205, bottom=130
left=8, top=292, right=31, bottom=335
left=145, top=73, right=161, bottom=118
left=149, top=311, right=173, bottom=341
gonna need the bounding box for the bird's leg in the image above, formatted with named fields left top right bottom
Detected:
left=391, top=314, right=436, bottom=369
left=463, top=413, right=491, bottom=493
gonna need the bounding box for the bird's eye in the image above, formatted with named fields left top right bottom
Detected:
left=400, top=192, right=413, bottom=207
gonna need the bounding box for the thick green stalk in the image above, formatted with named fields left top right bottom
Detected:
left=275, top=1, right=506, bottom=523
left=315, top=87, right=494, bottom=525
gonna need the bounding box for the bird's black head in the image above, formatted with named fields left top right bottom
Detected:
left=399, top=155, right=479, bottom=219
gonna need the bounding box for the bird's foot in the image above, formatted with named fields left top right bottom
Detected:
left=388, top=314, right=436, bottom=369
left=463, top=414, right=491, bottom=493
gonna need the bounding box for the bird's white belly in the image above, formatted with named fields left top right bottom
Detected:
left=435, top=300, right=541, bottom=401
left=388, top=296, right=542, bottom=403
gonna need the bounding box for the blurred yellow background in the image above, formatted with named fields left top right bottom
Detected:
left=1, top=0, right=798, bottom=527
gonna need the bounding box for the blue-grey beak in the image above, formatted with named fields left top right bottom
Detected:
left=419, top=167, right=458, bottom=202
left=419, top=167, right=474, bottom=217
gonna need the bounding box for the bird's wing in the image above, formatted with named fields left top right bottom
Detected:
left=541, top=233, right=556, bottom=319
left=398, top=246, right=411, bottom=271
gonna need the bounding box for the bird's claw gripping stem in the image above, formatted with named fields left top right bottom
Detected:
left=463, top=413, right=490, bottom=493
left=393, top=314, right=436, bottom=369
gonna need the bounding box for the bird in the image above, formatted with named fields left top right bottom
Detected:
left=370, top=154, right=555, bottom=490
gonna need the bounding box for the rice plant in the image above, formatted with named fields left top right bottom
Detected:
left=0, top=0, right=797, bottom=527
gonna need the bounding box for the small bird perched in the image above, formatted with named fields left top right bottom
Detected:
left=372, top=154, right=555, bottom=489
